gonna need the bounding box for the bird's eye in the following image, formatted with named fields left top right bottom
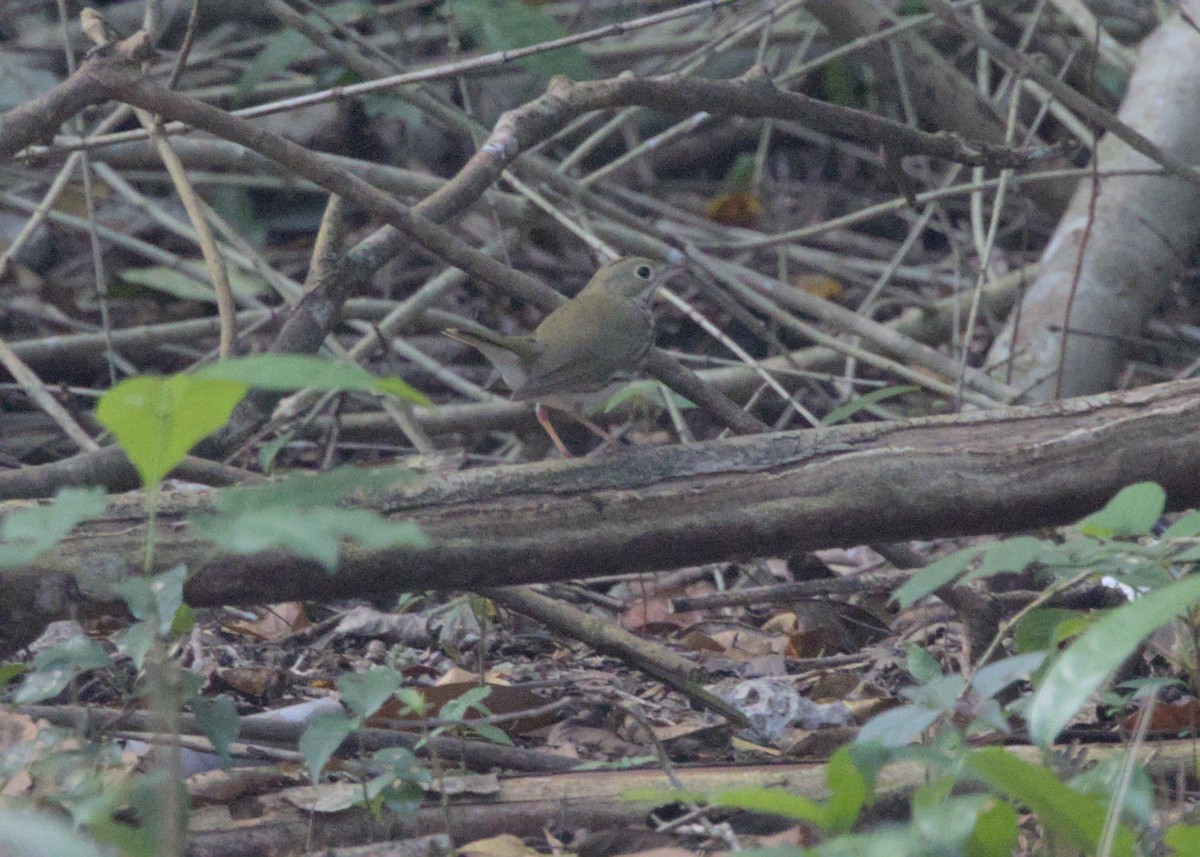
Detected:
left=635, top=264, right=653, bottom=280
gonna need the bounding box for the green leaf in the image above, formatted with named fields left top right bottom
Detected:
left=893, top=546, right=979, bottom=607
left=192, top=505, right=426, bottom=573
left=452, top=0, right=596, bottom=81
left=338, top=668, right=403, bottom=720
left=970, top=652, right=1045, bottom=700
left=964, top=747, right=1135, bottom=857
left=196, top=353, right=430, bottom=405
left=466, top=722, right=513, bottom=746
left=299, top=711, right=358, bottom=784
left=110, top=565, right=187, bottom=637
left=1166, top=823, right=1200, bottom=855
left=1013, top=608, right=1083, bottom=653
left=1028, top=573, right=1200, bottom=745
left=711, top=786, right=829, bottom=826
left=203, top=467, right=415, bottom=512
left=1078, top=482, right=1165, bottom=538
left=1162, top=510, right=1200, bottom=539
left=0, top=663, right=25, bottom=690
left=821, top=747, right=866, bottom=832
left=855, top=704, right=940, bottom=747
left=14, top=636, right=111, bottom=704
left=238, top=1, right=370, bottom=95
left=119, top=265, right=269, bottom=304
left=192, top=695, right=241, bottom=766
left=965, top=799, right=1018, bottom=857
left=912, top=794, right=991, bottom=852
left=904, top=644, right=942, bottom=683
left=821, top=385, right=918, bottom=426
left=603, top=380, right=693, bottom=413
left=0, top=809, right=104, bottom=857
left=97, top=374, right=247, bottom=488
left=961, top=536, right=1044, bottom=583
left=0, top=487, right=106, bottom=567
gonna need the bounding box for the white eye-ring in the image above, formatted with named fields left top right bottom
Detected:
left=635, top=264, right=653, bottom=279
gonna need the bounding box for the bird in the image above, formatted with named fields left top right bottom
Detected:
left=445, top=256, right=679, bottom=456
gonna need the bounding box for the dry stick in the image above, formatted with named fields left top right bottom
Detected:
left=97, top=70, right=761, bottom=435
left=424, top=69, right=1067, bottom=225
left=483, top=586, right=751, bottom=729
left=19, top=703, right=578, bottom=775
left=926, top=0, right=1200, bottom=192
left=0, top=338, right=98, bottom=452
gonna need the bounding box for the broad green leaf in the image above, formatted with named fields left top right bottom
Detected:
left=961, top=536, right=1044, bottom=583
left=115, top=623, right=154, bottom=670
left=192, top=695, right=241, bottom=765
left=904, top=644, right=941, bottom=683
left=1013, top=608, right=1084, bottom=653
left=970, top=652, right=1045, bottom=700
left=452, top=0, right=596, bottom=81
left=711, top=786, right=828, bottom=825
left=196, top=353, right=429, bottom=405
left=466, top=722, right=513, bottom=746
left=893, top=546, right=979, bottom=607
left=0, top=809, right=104, bottom=857
left=966, top=799, right=1018, bottom=857
left=1166, top=823, right=1200, bottom=855
left=0, top=487, right=106, bottom=567
left=821, top=747, right=866, bottom=832
left=1028, top=573, right=1200, bottom=745
left=338, top=668, right=403, bottom=720
left=14, top=636, right=111, bottom=703
left=855, top=704, right=940, bottom=747
left=110, top=565, right=187, bottom=636
left=912, top=794, right=991, bottom=851
left=964, top=747, right=1135, bottom=857
left=84, top=770, right=188, bottom=857
left=299, top=711, right=358, bottom=784
left=192, top=505, right=426, bottom=573
left=97, top=374, right=247, bottom=488
left=1078, top=482, right=1165, bottom=538
left=1163, top=510, right=1200, bottom=539
left=821, top=385, right=918, bottom=426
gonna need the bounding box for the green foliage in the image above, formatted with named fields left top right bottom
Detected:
left=191, top=695, right=241, bottom=766
left=190, top=470, right=427, bottom=572
left=119, top=264, right=270, bottom=304
left=72, top=769, right=189, bottom=857
left=1078, top=481, right=1165, bottom=538
left=451, top=0, right=596, bottom=81
left=363, top=746, right=430, bottom=818
left=300, top=668, right=406, bottom=785
left=13, top=636, right=112, bottom=704
left=97, top=374, right=247, bottom=489
left=97, top=356, right=429, bottom=490
left=0, top=487, right=106, bottom=567
left=821, top=385, right=917, bottom=426
left=0, top=808, right=104, bottom=857
left=196, top=353, right=429, bottom=405
left=964, top=748, right=1136, bottom=856
left=1028, top=573, right=1200, bottom=745
left=896, top=481, right=1170, bottom=608
left=603, top=379, right=694, bottom=413
left=238, top=1, right=371, bottom=96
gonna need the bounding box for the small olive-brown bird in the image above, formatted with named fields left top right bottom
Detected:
left=445, top=256, right=678, bottom=455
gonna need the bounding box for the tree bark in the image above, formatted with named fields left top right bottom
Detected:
left=3, top=377, right=1199, bottom=657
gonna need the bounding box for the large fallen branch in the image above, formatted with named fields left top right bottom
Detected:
left=2, top=378, right=1199, bottom=656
